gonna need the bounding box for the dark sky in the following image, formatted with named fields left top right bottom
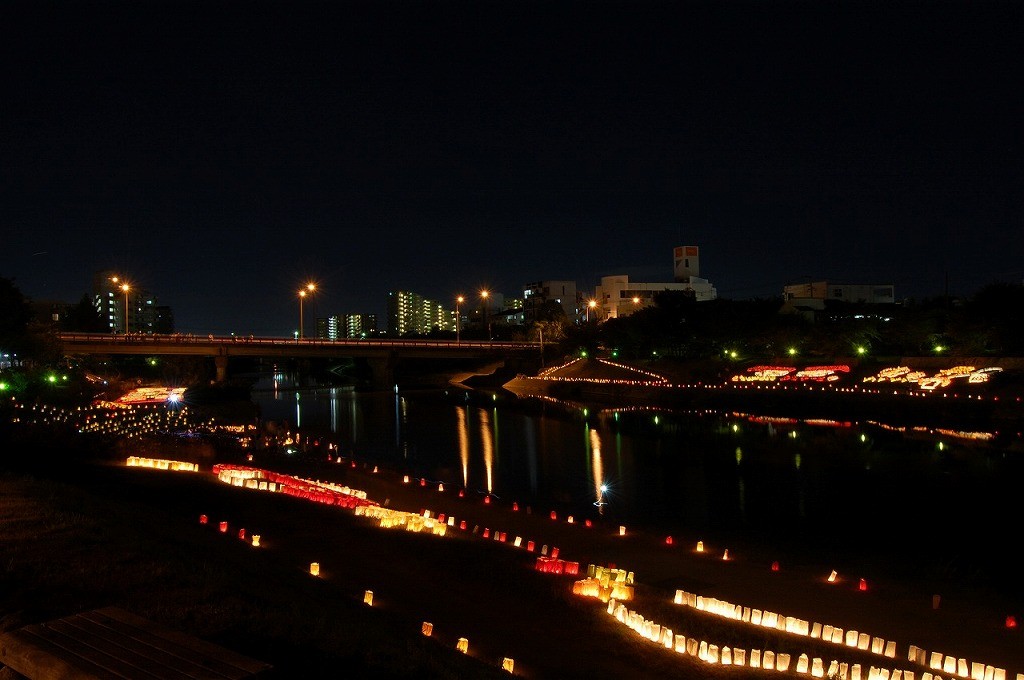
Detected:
left=3, top=0, right=1022, bottom=335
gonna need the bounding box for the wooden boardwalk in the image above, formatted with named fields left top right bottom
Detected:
left=0, top=607, right=271, bottom=679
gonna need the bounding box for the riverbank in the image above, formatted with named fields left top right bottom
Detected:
left=3, top=429, right=1024, bottom=679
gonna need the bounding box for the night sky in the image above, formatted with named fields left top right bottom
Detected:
left=3, top=0, right=1022, bottom=335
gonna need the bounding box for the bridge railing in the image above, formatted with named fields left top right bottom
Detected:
left=57, top=332, right=539, bottom=350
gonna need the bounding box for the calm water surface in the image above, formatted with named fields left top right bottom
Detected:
left=249, top=372, right=1024, bottom=598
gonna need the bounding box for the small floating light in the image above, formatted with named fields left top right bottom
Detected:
left=363, top=590, right=373, bottom=606
left=456, top=637, right=469, bottom=654
left=828, top=570, right=838, bottom=583
left=251, top=534, right=261, bottom=547
left=310, top=562, right=320, bottom=576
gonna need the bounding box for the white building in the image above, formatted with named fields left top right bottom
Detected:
left=593, top=246, right=717, bottom=320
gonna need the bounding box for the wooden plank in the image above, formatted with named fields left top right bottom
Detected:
left=0, top=608, right=271, bottom=680
left=87, top=608, right=271, bottom=677
left=0, top=626, right=121, bottom=680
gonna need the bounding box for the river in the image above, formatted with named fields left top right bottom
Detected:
left=248, top=369, right=1024, bottom=603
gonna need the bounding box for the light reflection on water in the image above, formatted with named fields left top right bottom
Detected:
left=250, top=376, right=1024, bottom=595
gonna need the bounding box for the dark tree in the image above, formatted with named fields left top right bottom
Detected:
left=62, top=294, right=106, bottom=333
left=0, top=276, right=31, bottom=353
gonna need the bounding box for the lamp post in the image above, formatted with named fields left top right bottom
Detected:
left=121, top=284, right=130, bottom=335
left=298, top=283, right=316, bottom=339
left=456, top=295, right=464, bottom=344
left=587, top=299, right=597, bottom=322
left=480, top=290, right=490, bottom=341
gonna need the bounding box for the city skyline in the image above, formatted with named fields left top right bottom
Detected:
left=3, top=1, right=1022, bottom=335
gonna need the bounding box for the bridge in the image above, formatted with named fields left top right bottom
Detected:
left=58, top=333, right=542, bottom=388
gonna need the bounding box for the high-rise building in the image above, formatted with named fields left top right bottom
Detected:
left=91, top=270, right=172, bottom=334
left=317, top=314, right=379, bottom=339
left=387, top=291, right=454, bottom=336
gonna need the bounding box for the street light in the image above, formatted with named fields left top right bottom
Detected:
left=298, top=283, right=316, bottom=339
left=456, top=295, right=464, bottom=344
left=120, top=283, right=130, bottom=335
left=110, top=276, right=130, bottom=333
left=586, top=299, right=597, bottom=322
left=480, top=290, right=490, bottom=340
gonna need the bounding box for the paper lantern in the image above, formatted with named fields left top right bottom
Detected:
left=567, top=515, right=574, bottom=523
left=238, top=528, right=246, bottom=540
left=484, top=495, right=491, bottom=504
left=513, top=536, right=522, bottom=547
left=771, top=560, right=780, bottom=571
left=403, top=475, right=409, bottom=483
left=459, top=520, right=467, bottom=530
left=372, top=465, right=378, bottom=473
left=310, top=562, right=320, bottom=576
left=502, top=657, right=514, bottom=673
left=827, top=569, right=838, bottom=583
left=219, top=521, right=228, bottom=533
left=363, top=590, right=373, bottom=606
left=551, top=547, right=560, bottom=559
left=584, top=519, right=592, bottom=527
left=438, top=513, right=445, bottom=523
left=526, top=540, right=535, bottom=551
left=619, top=525, right=626, bottom=536
left=722, top=549, right=729, bottom=560
left=420, top=478, right=426, bottom=487
left=512, top=502, right=519, bottom=511
left=665, top=536, right=673, bottom=545
left=1006, top=615, right=1017, bottom=628
left=456, top=637, right=469, bottom=653
left=199, top=514, right=208, bottom=524
left=251, top=535, right=261, bottom=547
left=550, top=510, right=557, bottom=520
left=696, top=541, right=704, bottom=552
left=458, top=489, right=464, bottom=498
left=421, top=622, right=433, bottom=636
left=859, top=578, right=867, bottom=591
left=438, top=483, right=444, bottom=492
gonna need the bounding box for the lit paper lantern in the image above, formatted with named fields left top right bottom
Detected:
left=722, top=549, right=729, bottom=561
left=665, top=536, right=673, bottom=545
left=420, top=478, right=426, bottom=487
left=372, top=466, right=378, bottom=473
left=619, top=525, right=626, bottom=536
left=310, top=562, right=320, bottom=576
left=484, top=495, right=491, bottom=504
left=421, top=622, right=433, bottom=636
left=527, top=540, right=535, bottom=552
left=567, top=515, right=574, bottom=523
left=438, top=483, right=444, bottom=492
left=363, top=590, right=373, bottom=606
left=403, top=475, right=409, bottom=483
left=1007, top=615, right=1018, bottom=628
left=238, top=528, right=246, bottom=540
left=550, top=510, right=557, bottom=520
left=828, top=569, right=838, bottom=583
left=859, top=578, right=867, bottom=591
left=551, top=547, right=560, bottom=559
left=501, top=658, right=514, bottom=673
left=459, top=520, right=467, bottom=530
left=458, top=489, right=464, bottom=498
left=584, top=519, right=592, bottom=527
left=251, top=535, right=261, bottom=547
left=696, top=541, right=704, bottom=552
left=219, top=521, right=228, bottom=533
left=771, top=560, right=780, bottom=571
left=456, top=637, right=468, bottom=654
left=199, top=514, right=208, bottom=524
left=512, top=502, right=519, bottom=511
left=513, top=536, right=522, bottom=547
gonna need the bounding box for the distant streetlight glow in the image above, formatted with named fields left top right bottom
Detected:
left=480, top=290, right=490, bottom=340
left=587, top=299, right=597, bottom=322
left=298, top=283, right=316, bottom=339
left=456, top=295, right=464, bottom=343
